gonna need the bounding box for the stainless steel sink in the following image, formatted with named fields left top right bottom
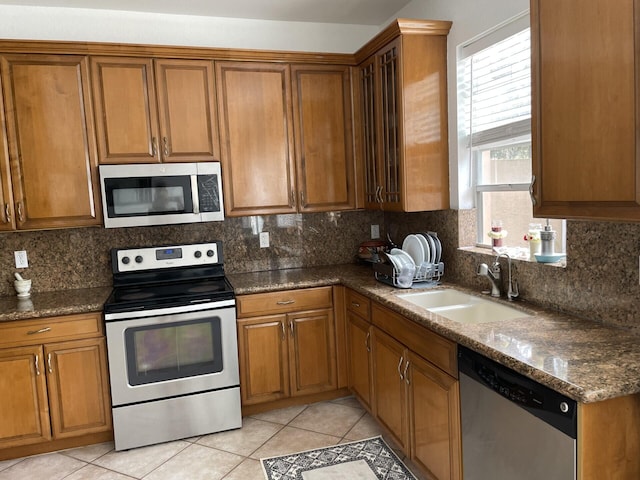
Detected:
left=398, top=289, right=532, bottom=324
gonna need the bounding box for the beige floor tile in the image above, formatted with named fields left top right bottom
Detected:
left=197, top=417, right=282, bottom=456
left=62, top=441, right=115, bottom=462
left=289, top=401, right=365, bottom=437
left=329, top=395, right=365, bottom=410
left=93, top=440, right=189, bottom=478
left=64, top=464, right=135, bottom=480
left=0, top=458, right=21, bottom=472
left=0, top=452, right=85, bottom=480
left=251, top=426, right=340, bottom=460
left=222, top=458, right=264, bottom=480
left=143, top=444, right=243, bottom=480
left=342, top=413, right=384, bottom=441
left=250, top=404, right=307, bottom=425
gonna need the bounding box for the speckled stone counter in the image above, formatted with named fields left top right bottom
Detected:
left=0, top=287, right=112, bottom=322
left=228, top=264, right=640, bottom=404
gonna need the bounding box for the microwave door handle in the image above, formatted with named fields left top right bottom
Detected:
left=191, top=175, right=200, bottom=214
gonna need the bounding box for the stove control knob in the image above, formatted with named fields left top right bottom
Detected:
left=121, top=256, right=130, bottom=265
left=194, top=251, right=202, bottom=258
left=207, top=249, right=214, bottom=257
left=135, top=255, right=143, bottom=264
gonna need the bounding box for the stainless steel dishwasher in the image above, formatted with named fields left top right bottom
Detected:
left=458, top=346, right=577, bottom=480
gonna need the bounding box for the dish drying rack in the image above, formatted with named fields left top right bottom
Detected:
left=374, top=261, right=444, bottom=288
left=373, top=232, right=444, bottom=288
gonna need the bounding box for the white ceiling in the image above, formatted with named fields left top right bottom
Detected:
left=0, top=0, right=414, bottom=25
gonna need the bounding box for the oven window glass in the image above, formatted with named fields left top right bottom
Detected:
left=124, top=317, right=223, bottom=385
left=104, top=176, right=194, bottom=217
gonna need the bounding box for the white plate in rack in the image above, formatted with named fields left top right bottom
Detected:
left=402, top=235, right=425, bottom=265
left=390, top=248, right=416, bottom=268
left=415, top=233, right=432, bottom=264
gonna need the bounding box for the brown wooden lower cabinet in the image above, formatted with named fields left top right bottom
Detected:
left=343, top=300, right=462, bottom=480
left=0, top=313, right=112, bottom=458
left=346, top=311, right=373, bottom=410
left=236, top=287, right=337, bottom=407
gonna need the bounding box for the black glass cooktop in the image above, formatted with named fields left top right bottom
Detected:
left=104, top=276, right=234, bottom=314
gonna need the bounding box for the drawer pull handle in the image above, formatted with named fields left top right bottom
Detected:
left=35, top=354, right=40, bottom=376
left=397, top=356, right=404, bottom=380
left=351, top=302, right=360, bottom=308
left=404, top=360, right=410, bottom=385
left=27, top=327, right=51, bottom=335
left=47, top=353, right=53, bottom=374
left=276, top=300, right=295, bottom=305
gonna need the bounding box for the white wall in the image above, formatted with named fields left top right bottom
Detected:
left=388, top=0, right=529, bottom=209
left=0, top=5, right=378, bottom=53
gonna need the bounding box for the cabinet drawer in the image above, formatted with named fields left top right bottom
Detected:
left=345, top=289, right=371, bottom=320
left=237, top=287, right=333, bottom=317
left=372, top=303, right=457, bottom=377
left=0, top=312, right=103, bottom=348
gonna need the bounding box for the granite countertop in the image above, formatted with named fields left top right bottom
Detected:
left=2, top=265, right=639, bottom=404
left=0, top=286, right=112, bottom=322
left=228, top=264, right=640, bottom=404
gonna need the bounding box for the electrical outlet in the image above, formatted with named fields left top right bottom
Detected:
left=259, top=232, right=270, bottom=248
left=371, top=224, right=380, bottom=239
left=14, top=250, right=28, bottom=269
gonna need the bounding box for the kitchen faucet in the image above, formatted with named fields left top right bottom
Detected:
left=477, top=253, right=519, bottom=301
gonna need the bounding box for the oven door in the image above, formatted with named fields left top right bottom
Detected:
left=105, top=305, right=238, bottom=406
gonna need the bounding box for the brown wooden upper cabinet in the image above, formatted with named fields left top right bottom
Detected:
left=0, top=54, right=102, bottom=230
left=531, top=0, right=640, bottom=221
left=216, top=61, right=355, bottom=216
left=356, top=20, right=451, bottom=212
left=91, top=57, right=219, bottom=164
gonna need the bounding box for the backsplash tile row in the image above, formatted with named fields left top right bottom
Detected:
left=0, top=210, right=383, bottom=297
left=2, top=207, right=639, bottom=332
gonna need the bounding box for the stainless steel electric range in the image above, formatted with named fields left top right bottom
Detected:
left=103, top=241, right=241, bottom=451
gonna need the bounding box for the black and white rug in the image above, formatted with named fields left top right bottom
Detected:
left=260, top=436, right=418, bottom=480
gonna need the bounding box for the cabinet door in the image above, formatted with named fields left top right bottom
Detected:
left=532, top=0, right=640, bottom=220
left=216, top=61, right=297, bottom=216
left=1, top=54, right=102, bottom=229
left=371, top=326, right=409, bottom=451
left=377, top=39, right=403, bottom=211
left=0, top=70, right=14, bottom=230
left=154, top=59, right=220, bottom=163
left=0, top=345, right=50, bottom=448
left=45, top=338, right=111, bottom=439
left=408, top=351, right=461, bottom=480
left=91, top=57, right=160, bottom=163
left=291, top=65, right=355, bottom=212
left=237, top=315, right=290, bottom=405
left=359, top=56, right=382, bottom=210
left=346, top=312, right=373, bottom=410
left=288, top=308, right=337, bottom=396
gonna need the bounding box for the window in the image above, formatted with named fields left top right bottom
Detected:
left=459, top=15, right=565, bottom=255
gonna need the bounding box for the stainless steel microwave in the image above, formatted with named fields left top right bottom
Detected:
left=99, top=162, right=224, bottom=228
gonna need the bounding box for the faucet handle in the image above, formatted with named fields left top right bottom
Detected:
left=477, top=263, right=489, bottom=276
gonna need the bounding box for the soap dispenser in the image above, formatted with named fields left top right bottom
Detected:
left=540, top=219, right=556, bottom=256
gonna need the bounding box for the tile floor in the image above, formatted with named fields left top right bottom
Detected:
left=0, top=396, right=425, bottom=480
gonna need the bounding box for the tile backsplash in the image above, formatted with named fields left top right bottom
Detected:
left=2, top=208, right=640, bottom=333
left=0, top=210, right=383, bottom=297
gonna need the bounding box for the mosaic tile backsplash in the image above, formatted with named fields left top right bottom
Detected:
left=2, top=208, right=639, bottom=332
